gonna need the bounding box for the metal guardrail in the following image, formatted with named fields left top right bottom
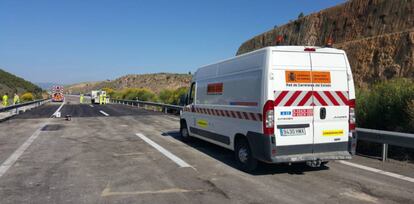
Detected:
left=356, top=128, right=414, bottom=161
left=111, top=99, right=414, bottom=162
left=0, top=99, right=50, bottom=113
left=111, top=99, right=182, bottom=113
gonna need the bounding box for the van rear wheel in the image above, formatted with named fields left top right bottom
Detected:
left=235, top=138, right=257, bottom=172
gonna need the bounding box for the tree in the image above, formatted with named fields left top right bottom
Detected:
left=298, top=12, right=304, bottom=19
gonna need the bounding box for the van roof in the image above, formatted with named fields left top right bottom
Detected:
left=193, top=46, right=346, bottom=80
left=267, top=46, right=345, bottom=54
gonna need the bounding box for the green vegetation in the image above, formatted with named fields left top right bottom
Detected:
left=107, top=87, right=188, bottom=105
left=356, top=78, right=414, bottom=133
left=0, top=69, right=43, bottom=98
left=158, top=87, right=187, bottom=105
left=112, top=88, right=158, bottom=102
left=102, top=87, right=115, bottom=97
left=21, top=92, right=34, bottom=102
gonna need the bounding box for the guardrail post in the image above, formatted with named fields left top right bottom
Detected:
left=164, top=107, right=167, bottom=114
left=382, top=143, right=388, bottom=162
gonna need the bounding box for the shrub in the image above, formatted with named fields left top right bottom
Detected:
left=356, top=78, right=414, bottom=132
left=102, top=87, right=115, bottom=97
left=113, top=88, right=157, bottom=101
left=21, top=92, right=34, bottom=102
left=171, top=87, right=188, bottom=105
left=407, top=100, right=414, bottom=132
left=158, top=89, right=174, bottom=104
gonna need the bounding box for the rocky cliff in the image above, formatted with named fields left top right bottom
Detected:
left=237, top=0, right=414, bottom=87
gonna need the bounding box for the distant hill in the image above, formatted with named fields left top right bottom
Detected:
left=66, top=73, right=192, bottom=94
left=0, top=69, right=43, bottom=98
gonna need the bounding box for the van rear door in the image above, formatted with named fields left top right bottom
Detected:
left=310, top=52, right=349, bottom=153
left=272, top=51, right=314, bottom=155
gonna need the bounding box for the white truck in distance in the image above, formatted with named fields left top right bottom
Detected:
left=91, top=90, right=106, bottom=104
left=180, top=46, right=357, bottom=171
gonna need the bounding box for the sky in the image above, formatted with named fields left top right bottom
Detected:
left=0, top=0, right=345, bottom=84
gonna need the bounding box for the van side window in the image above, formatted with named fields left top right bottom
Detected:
left=188, top=82, right=196, bottom=105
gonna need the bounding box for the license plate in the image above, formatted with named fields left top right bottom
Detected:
left=280, top=128, right=306, bottom=136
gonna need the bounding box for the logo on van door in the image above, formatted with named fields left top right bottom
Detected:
left=322, top=129, right=344, bottom=136
left=285, top=71, right=331, bottom=87
left=197, top=119, right=208, bottom=128
left=280, top=111, right=292, bottom=116
left=293, top=109, right=313, bottom=117
left=207, top=83, right=223, bottom=95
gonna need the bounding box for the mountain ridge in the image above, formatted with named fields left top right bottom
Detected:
left=0, top=69, right=43, bottom=98
left=66, top=72, right=192, bottom=94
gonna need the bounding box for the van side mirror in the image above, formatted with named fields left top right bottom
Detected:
left=179, top=94, right=187, bottom=106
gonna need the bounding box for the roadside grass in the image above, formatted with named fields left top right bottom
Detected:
left=356, top=78, right=414, bottom=133
left=356, top=78, right=414, bottom=161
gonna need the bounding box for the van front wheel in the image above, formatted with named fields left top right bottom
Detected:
left=235, top=138, right=257, bottom=172
left=180, top=120, right=191, bottom=142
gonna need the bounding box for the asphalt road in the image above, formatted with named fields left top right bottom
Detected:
left=0, top=95, right=413, bottom=204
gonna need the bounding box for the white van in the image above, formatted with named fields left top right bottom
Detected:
left=180, top=46, right=357, bottom=171
left=91, top=90, right=106, bottom=104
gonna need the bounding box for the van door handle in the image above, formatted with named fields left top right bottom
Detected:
left=320, top=107, right=326, bottom=120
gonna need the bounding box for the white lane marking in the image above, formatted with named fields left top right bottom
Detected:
left=99, top=110, right=109, bottom=116
left=0, top=103, right=61, bottom=178
left=135, top=133, right=192, bottom=168
left=52, top=102, right=65, bottom=117
left=90, top=105, right=94, bottom=108
left=0, top=123, right=46, bottom=178
left=338, top=160, right=414, bottom=183
left=165, top=115, right=180, bottom=121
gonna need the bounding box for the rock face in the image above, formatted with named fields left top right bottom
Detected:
left=237, top=0, right=414, bottom=87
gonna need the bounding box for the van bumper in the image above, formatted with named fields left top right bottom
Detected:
left=246, top=131, right=352, bottom=164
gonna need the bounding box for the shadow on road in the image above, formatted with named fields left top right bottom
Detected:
left=161, top=131, right=329, bottom=175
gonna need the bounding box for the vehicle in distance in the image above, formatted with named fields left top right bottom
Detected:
left=91, top=90, right=106, bottom=104
left=180, top=46, right=356, bottom=171
left=51, top=86, right=64, bottom=102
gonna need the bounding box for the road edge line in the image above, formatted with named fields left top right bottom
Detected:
left=0, top=123, right=46, bottom=178
left=99, top=110, right=109, bottom=116
left=0, top=102, right=61, bottom=179
left=338, top=160, right=414, bottom=183
left=135, top=133, right=193, bottom=169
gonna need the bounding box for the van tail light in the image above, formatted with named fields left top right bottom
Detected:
left=263, top=100, right=275, bottom=135
left=349, top=99, right=356, bottom=131
left=348, top=99, right=357, bottom=155
left=304, top=48, right=316, bottom=52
